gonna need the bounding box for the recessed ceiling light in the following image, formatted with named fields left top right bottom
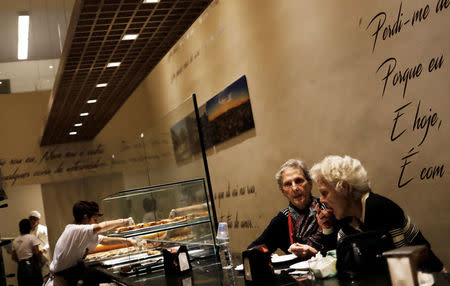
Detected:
left=122, top=34, right=138, bottom=40
left=107, top=62, right=121, bottom=67
left=69, top=131, right=77, bottom=135
left=18, top=15, right=30, bottom=60
left=143, top=0, right=160, bottom=3
left=80, top=112, right=89, bottom=117
left=74, top=123, right=82, bottom=127
left=49, top=65, right=54, bottom=69
left=96, top=83, right=107, bottom=88
left=140, top=133, right=144, bottom=138
left=87, top=99, right=97, bottom=104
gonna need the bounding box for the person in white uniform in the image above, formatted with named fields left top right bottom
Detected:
left=29, top=210, right=50, bottom=276
left=142, top=197, right=156, bottom=222
left=44, top=201, right=141, bottom=286
left=11, top=219, right=43, bottom=286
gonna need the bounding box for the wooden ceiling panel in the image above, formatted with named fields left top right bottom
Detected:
left=40, top=0, right=211, bottom=146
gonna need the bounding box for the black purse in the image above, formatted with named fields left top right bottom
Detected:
left=336, top=230, right=394, bottom=279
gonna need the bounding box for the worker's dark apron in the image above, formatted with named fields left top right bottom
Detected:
left=44, top=263, right=85, bottom=286
left=18, top=257, right=43, bottom=286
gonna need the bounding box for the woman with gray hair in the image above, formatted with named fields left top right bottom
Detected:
left=248, top=159, right=335, bottom=259
left=310, top=155, right=443, bottom=272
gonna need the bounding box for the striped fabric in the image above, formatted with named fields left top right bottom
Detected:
left=335, top=192, right=443, bottom=272
left=388, top=215, right=420, bottom=248
left=287, top=197, right=326, bottom=251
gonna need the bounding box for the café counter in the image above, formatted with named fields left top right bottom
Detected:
left=89, top=254, right=450, bottom=286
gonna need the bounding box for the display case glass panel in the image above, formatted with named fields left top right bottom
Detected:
left=102, top=178, right=216, bottom=255
left=80, top=95, right=219, bottom=280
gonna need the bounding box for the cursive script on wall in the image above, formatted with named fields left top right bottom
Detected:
left=366, top=0, right=447, bottom=189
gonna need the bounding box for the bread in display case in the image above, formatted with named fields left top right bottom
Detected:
left=85, top=178, right=217, bottom=275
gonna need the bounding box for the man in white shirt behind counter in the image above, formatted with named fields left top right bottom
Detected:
left=29, top=210, right=50, bottom=276
left=44, top=201, right=143, bottom=286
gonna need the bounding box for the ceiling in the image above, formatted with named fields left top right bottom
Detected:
left=40, top=0, right=212, bottom=146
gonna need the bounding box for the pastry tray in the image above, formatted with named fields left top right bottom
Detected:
left=84, top=249, right=160, bottom=264
left=102, top=252, right=154, bottom=266
left=108, top=216, right=210, bottom=238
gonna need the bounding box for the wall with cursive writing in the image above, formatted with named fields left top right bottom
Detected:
left=0, top=0, right=448, bottom=268
left=106, top=0, right=449, bottom=265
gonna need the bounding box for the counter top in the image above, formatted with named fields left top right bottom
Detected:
left=91, top=254, right=450, bottom=286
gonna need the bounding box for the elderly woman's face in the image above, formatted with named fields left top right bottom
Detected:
left=317, top=179, right=348, bottom=220
left=281, top=167, right=312, bottom=210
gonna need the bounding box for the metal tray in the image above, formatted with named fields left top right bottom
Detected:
left=85, top=249, right=160, bottom=264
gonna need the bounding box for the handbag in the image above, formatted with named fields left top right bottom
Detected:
left=336, top=230, right=394, bottom=279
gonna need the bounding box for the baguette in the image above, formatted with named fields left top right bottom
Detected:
left=115, top=216, right=188, bottom=233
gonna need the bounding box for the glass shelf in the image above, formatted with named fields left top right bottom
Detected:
left=108, top=216, right=210, bottom=238
left=101, top=178, right=216, bottom=255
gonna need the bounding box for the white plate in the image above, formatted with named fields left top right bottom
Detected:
left=290, top=270, right=308, bottom=275
left=289, top=260, right=310, bottom=270
left=235, top=264, right=244, bottom=271
left=271, top=253, right=297, bottom=264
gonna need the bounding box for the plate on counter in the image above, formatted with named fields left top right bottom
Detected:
left=271, top=253, right=298, bottom=264
left=289, top=260, right=310, bottom=270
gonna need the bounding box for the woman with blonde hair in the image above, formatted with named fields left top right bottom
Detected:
left=310, top=155, right=443, bottom=272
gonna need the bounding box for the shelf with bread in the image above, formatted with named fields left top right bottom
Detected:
left=84, top=244, right=161, bottom=265
left=108, top=214, right=210, bottom=239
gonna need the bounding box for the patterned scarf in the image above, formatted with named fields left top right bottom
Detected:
left=288, top=197, right=323, bottom=249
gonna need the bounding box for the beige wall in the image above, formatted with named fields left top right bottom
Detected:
left=0, top=0, right=448, bottom=273
left=98, top=0, right=450, bottom=266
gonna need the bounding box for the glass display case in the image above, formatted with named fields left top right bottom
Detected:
left=78, top=95, right=220, bottom=284
left=85, top=178, right=217, bottom=277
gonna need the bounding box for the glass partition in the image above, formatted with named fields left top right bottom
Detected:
left=102, top=94, right=217, bottom=239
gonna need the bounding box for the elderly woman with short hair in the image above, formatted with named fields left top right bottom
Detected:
left=248, top=159, right=335, bottom=260
left=310, top=155, right=444, bottom=272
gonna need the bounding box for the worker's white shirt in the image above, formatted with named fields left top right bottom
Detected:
left=49, top=224, right=103, bottom=273
left=12, top=234, right=40, bottom=260
left=31, top=223, right=51, bottom=275
left=31, top=224, right=50, bottom=255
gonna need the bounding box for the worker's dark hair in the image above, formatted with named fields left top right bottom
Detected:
left=19, top=219, right=31, bottom=235
left=73, top=201, right=103, bottom=223
left=142, top=197, right=156, bottom=212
